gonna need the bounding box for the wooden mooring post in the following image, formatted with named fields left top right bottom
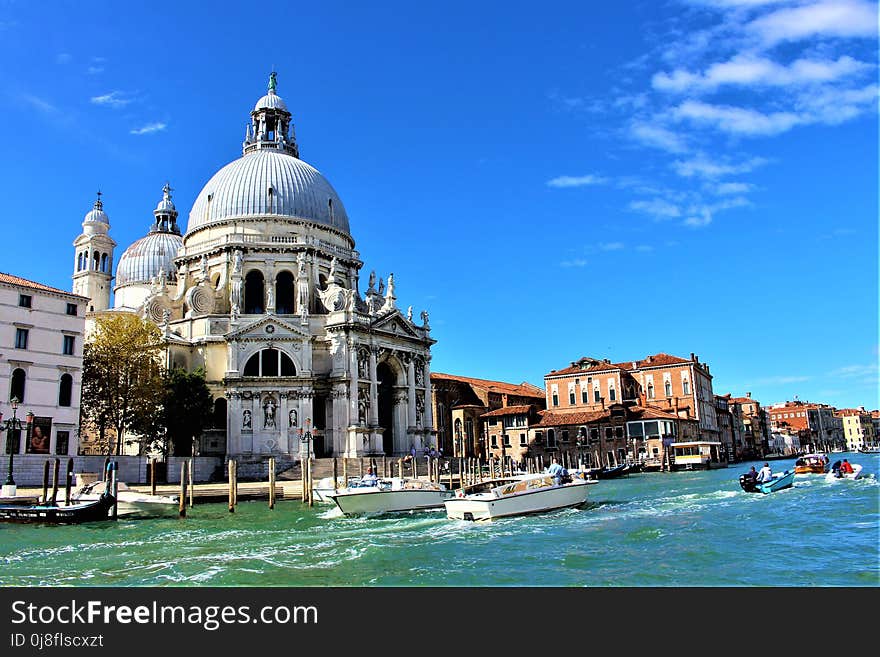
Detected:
left=41, top=460, right=50, bottom=503
left=342, top=457, right=348, bottom=486
left=64, top=458, right=74, bottom=505
left=50, top=458, right=60, bottom=505
left=178, top=461, right=187, bottom=518
left=269, top=457, right=276, bottom=509
left=150, top=459, right=157, bottom=496
left=110, top=461, right=118, bottom=521
left=332, top=458, right=338, bottom=495
left=301, top=456, right=307, bottom=503
left=398, top=458, right=403, bottom=480
left=307, top=457, right=314, bottom=507
left=188, top=459, right=194, bottom=508
left=228, top=460, right=235, bottom=513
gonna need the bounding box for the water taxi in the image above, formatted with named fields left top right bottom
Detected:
left=794, top=453, right=829, bottom=475
left=444, top=472, right=597, bottom=521
left=327, top=477, right=454, bottom=516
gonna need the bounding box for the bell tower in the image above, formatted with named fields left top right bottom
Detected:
left=72, top=191, right=117, bottom=312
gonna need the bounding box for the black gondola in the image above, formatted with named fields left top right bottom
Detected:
left=0, top=461, right=118, bottom=525
left=596, top=464, right=629, bottom=479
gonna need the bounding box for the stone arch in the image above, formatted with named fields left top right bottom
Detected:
left=376, top=355, right=406, bottom=456
left=275, top=270, right=295, bottom=315
left=244, top=269, right=265, bottom=314
left=241, top=344, right=300, bottom=377
left=10, top=368, right=26, bottom=403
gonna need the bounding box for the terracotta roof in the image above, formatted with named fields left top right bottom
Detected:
left=535, top=409, right=610, bottom=427
left=0, top=272, right=89, bottom=300
left=729, top=396, right=758, bottom=404
left=431, top=372, right=545, bottom=398
left=546, top=353, right=693, bottom=377
left=480, top=405, right=534, bottom=418
left=835, top=408, right=868, bottom=416
left=628, top=405, right=685, bottom=421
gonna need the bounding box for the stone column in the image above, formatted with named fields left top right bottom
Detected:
left=423, top=354, right=434, bottom=431
left=226, top=341, right=240, bottom=377
left=406, top=354, right=416, bottom=428
left=348, top=339, right=359, bottom=425
left=279, top=391, right=289, bottom=453
left=369, top=346, right=378, bottom=425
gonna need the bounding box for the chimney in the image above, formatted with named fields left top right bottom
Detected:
left=631, top=361, right=637, bottom=369
left=647, top=355, right=653, bottom=363
left=746, top=392, right=751, bottom=398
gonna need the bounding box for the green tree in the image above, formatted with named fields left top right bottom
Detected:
left=80, top=314, right=164, bottom=455
left=160, top=367, right=214, bottom=457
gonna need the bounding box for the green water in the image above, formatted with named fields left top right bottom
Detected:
left=1, top=453, right=878, bottom=587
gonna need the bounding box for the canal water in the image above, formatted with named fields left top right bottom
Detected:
left=1, top=453, right=877, bottom=587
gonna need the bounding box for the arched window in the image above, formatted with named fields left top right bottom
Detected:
left=10, top=368, right=26, bottom=402
left=547, top=429, right=557, bottom=448
left=647, top=382, right=655, bottom=399
left=275, top=271, right=295, bottom=314
left=244, top=270, right=265, bottom=314
left=58, top=373, right=73, bottom=407
left=242, top=348, right=296, bottom=377
left=101, top=253, right=108, bottom=273
left=211, top=398, right=227, bottom=430
left=665, top=381, right=672, bottom=397
left=93, top=251, right=100, bottom=270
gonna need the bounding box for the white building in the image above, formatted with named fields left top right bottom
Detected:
left=74, top=73, right=436, bottom=465
left=0, top=272, right=88, bottom=458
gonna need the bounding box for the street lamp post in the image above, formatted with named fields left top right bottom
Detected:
left=2, top=397, right=34, bottom=498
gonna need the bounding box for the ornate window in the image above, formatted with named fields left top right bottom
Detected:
left=242, top=348, right=296, bottom=377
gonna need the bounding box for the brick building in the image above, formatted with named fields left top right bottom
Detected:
left=430, top=373, right=545, bottom=457
left=768, top=401, right=844, bottom=452
left=728, top=393, right=770, bottom=458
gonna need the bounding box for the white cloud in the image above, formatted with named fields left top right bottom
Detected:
left=560, top=258, right=589, bottom=268
left=674, top=100, right=802, bottom=135
left=56, top=53, right=72, bottom=64
left=20, top=93, right=58, bottom=114
left=653, top=54, right=869, bottom=93
left=682, top=196, right=751, bottom=227
left=629, top=120, right=688, bottom=152
left=673, top=154, right=768, bottom=178
left=629, top=198, right=682, bottom=218
left=88, top=66, right=104, bottom=75
left=598, top=242, right=625, bottom=251
left=714, top=181, right=753, bottom=194
left=91, top=91, right=132, bottom=108
left=748, top=0, right=878, bottom=46
left=130, top=122, right=167, bottom=135
left=546, top=174, right=608, bottom=188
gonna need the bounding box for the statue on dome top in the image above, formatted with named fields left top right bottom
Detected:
left=269, top=71, right=277, bottom=93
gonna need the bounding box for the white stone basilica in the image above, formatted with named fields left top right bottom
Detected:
left=72, top=73, right=436, bottom=461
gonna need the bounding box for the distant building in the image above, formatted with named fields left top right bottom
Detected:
left=728, top=393, right=770, bottom=458
left=768, top=401, right=843, bottom=452
left=714, top=394, right=743, bottom=460
left=430, top=373, right=545, bottom=457
left=0, top=272, right=88, bottom=459
left=835, top=407, right=876, bottom=451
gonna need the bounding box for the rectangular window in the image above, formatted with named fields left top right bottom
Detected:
left=18, top=294, right=32, bottom=308
left=561, top=430, right=569, bottom=442
left=62, top=335, right=75, bottom=355
left=519, top=433, right=527, bottom=446
left=581, top=389, right=589, bottom=403
left=569, top=391, right=576, bottom=405
left=490, top=435, right=498, bottom=448
left=609, top=388, right=616, bottom=401
left=552, top=393, right=559, bottom=407
left=594, top=389, right=601, bottom=402
left=15, top=328, right=28, bottom=349
left=66, top=303, right=78, bottom=316
left=683, top=380, right=690, bottom=395
left=503, top=434, right=511, bottom=447
left=56, top=431, right=69, bottom=455
left=489, top=417, right=497, bottom=426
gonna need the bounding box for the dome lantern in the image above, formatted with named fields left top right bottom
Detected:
left=151, top=182, right=181, bottom=235
left=243, top=71, right=299, bottom=158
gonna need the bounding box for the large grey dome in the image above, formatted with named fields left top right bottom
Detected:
left=185, top=150, right=350, bottom=235
left=115, top=231, right=183, bottom=287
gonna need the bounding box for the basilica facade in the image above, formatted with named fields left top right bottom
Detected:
left=73, top=74, right=435, bottom=461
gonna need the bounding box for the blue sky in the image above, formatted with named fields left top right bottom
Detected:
left=0, top=0, right=877, bottom=411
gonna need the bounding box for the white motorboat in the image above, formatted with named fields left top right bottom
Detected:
left=71, top=481, right=179, bottom=518
left=327, top=478, right=454, bottom=516
left=825, top=463, right=864, bottom=481
left=312, top=476, right=363, bottom=503
left=444, top=472, right=597, bottom=522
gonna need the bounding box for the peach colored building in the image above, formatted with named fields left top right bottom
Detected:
left=835, top=407, right=876, bottom=451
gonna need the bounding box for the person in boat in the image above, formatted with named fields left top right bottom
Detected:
left=361, top=466, right=378, bottom=487
left=756, top=462, right=773, bottom=483
left=840, top=459, right=854, bottom=475
left=830, top=460, right=842, bottom=477
left=743, top=466, right=758, bottom=484
left=547, top=457, right=564, bottom=486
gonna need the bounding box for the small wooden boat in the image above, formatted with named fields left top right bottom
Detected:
left=794, top=453, right=828, bottom=475
left=739, top=470, right=795, bottom=494
left=0, top=494, right=116, bottom=524
left=328, top=477, right=454, bottom=516
left=444, top=473, right=597, bottom=521
left=596, top=464, right=629, bottom=479
left=858, top=446, right=879, bottom=454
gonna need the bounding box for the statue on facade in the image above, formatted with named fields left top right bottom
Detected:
left=407, top=305, right=413, bottom=321
left=263, top=397, right=277, bottom=428
left=242, top=409, right=252, bottom=429
left=368, top=270, right=376, bottom=292
left=420, top=310, right=430, bottom=329
left=232, top=249, right=243, bottom=274
left=289, top=408, right=297, bottom=428
left=269, top=71, right=277, bottom=92
left=378, top=277, right=384, bottom=296
left=199, top=254, right=208, bottom=279
left=358, top=387, right=370, bottom=425
left=266, top=285, right=275, bottom=314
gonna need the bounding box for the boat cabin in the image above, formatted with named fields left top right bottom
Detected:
left=670, top=441, right=727, bottom=471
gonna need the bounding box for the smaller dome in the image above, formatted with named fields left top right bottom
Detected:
left=84, top=198, right=109, bottom=225
left=115, top=232, right=183, bottom=288
left=254, top=90, right=288, bottom=113
left=155, top=197, right=176, bottom=213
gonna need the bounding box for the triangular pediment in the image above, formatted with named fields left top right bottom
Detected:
left=226, top=314, right=311, bottom=341
left=371, top=310, right=419, bottom=338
